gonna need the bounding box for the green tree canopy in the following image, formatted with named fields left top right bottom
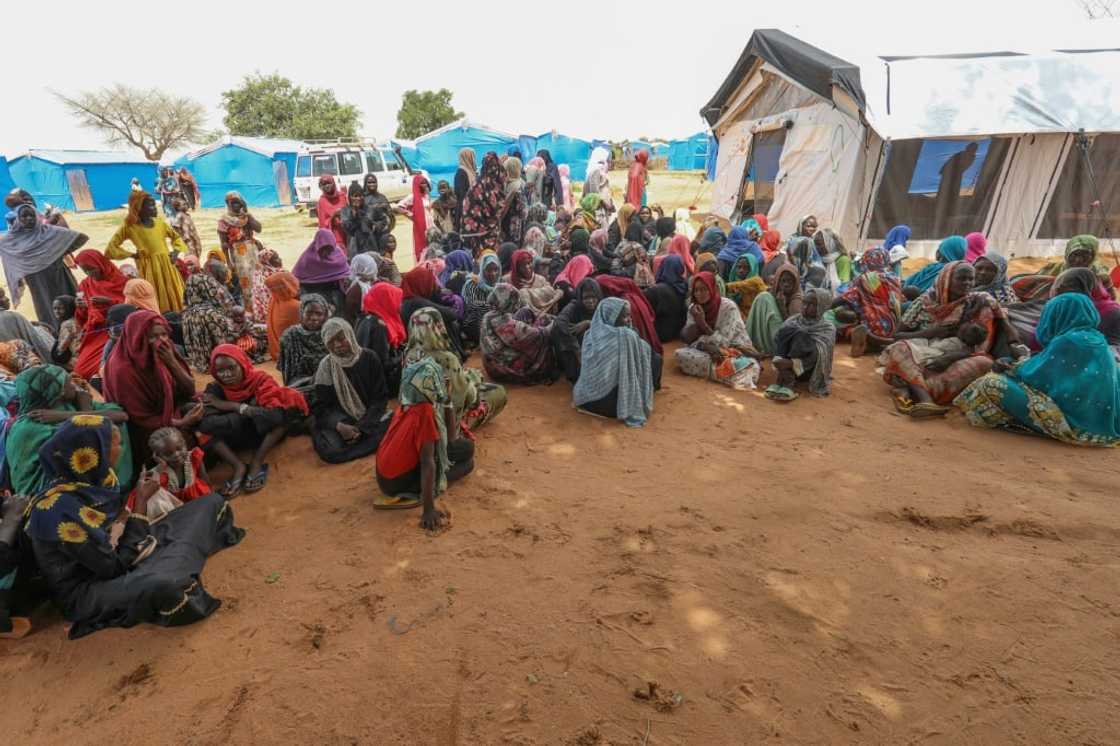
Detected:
left=221, top=73, right=361, bottom=141
left=395, top=89, right=463, bottom=140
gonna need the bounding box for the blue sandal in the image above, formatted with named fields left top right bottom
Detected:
left=242, top=464, right=269, bottom=493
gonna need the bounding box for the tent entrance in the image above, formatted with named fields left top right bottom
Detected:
left=737, top=128, right=787, bottom=218
left=273, top=161, right=292, bottom=205
left=1037, top=133, right=1120, bottom=239
left=65, top=169, right=94, bottom=211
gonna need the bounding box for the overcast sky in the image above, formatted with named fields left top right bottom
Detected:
left=3, top=0, right=1105, bottom=158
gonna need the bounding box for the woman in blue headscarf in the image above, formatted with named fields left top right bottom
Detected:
left=903, top=235, right=966, bottom=294
left=716, top=224, right=763, bottom=278
left=573, top=297, right=655, bottom=427
left=955, top=293, right=1120, bottom=446
left=879, top=224, right=912, bottom=276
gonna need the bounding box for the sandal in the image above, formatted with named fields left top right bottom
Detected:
left=764, top=384, right=799, bottom=402
left=373, top=493, right=422, bottom=510
left=909, top=402, right=950, bottom=419
left=242, top=464, right=270, bottom=493
left=892, top=393, right=914, bottom=414
left=0, top=616, right=32, bottom=639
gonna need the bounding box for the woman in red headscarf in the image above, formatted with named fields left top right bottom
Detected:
left=595, top=275, right=663, bottom=357
left=399, top=266, right=465, bottom=359
left=358, top=282, right=407, bottom=392
left=504, top=248, right=563, bottom=317
left=395, top=175, right=431, bottom=261
left=673, top=271, right=761, bottom=390
left=626, top=151, right=649, bottom=209
left=72, top=250, right=129, bottom=379
left=198, top=344, right=308, bottom=494
left=317, top=175, right=349, bottom=247
left=652, top=234, right=696, bottom=276
left=103, top=310, right=196, bottom=464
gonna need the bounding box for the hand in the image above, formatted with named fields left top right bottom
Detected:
left=2, top=495, right=29, bottom=522
left=419, top=507, right=447, bottom=532
left=575, top=320, right=591, bottom=335
left=155, top=340, right=175, bottom=363
left=27, top=409, right=65, bottom=424
left=70, top=375, right=91, bottom=393
left=200, top=392, right=216, bottom=407
left=181, top=402, right=205, bottom=426
left=336, top=422, right=361, bottom=442
left=925, top=355, right=951, bottom=373
left=136, top=469, right=161, bottom=501
left=689, top=304, right=706, bottom=326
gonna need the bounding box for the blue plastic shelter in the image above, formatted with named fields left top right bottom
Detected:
left=533, top=132, right=593, bottom=181
left=7, top=150, right=157, bottom=212
left=668, top=132, right=712, bottom=171
left=0, top=157, right=14, bottom=231
left=173, top=136, right=302, bottom=209
left=412, top=120, right=519, bottom=195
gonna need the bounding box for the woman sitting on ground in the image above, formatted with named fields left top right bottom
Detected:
left=95, top=304, right=137, bottom=390
left=724, top=254, right=767, bottom=320
left=955, top=293, right=1120, bottom=446
left=551, top=278, right=603, bottom=384
left=459, top=253, right=502, bottom=345
left=123, top=277, right=160, bottom=314
left=399, top=266, right=466, bottom=358
left=595, top=275, right=663, bottom=360
left=903, top=235, right=967, bottom=294
left=342, top=253, right=379, bottom=325
left=766, top=288, right=838, bottom=401
left=292, top=229, right=351, bottom=313
left=357, top=283, right=406, bottom=393
left=311, top=319, right=391, bottom=464
left=880, top=261, right=1023, bottom=417
left=24, top=416, right=243, bottom=639
left=745, top=263, right=802, bottom=355
left=6, top=365, right=132, bottom=496
left=839, top=247, right=905, bottom=357
left=972, top=253, right=1017, bottom=304
left=505, top=248, right=563, bottom=317
left=653, top=234, right=695, bottom=277
left=0, top=310, right=54, bottom=363
left=374, top=357, right=475, bottom=530
left=675, top=272, right=761, bottom=390
left=480, top=284, right=556, bottom=385
left=404, top=307, right=507, bottom=433
left=573, top=297, right=655, bottom=427
left=181, top=272, right=235, bottom=372
left=278, top=294, right=331, bottom=389
left=607, top=204, right=638, bottom=252
left=716, top=225, right=763, bottom=279
left=554, top=253, right=595, bottom=310
left=643, top=254, right=689, bottom=343
left=199, top=344, right=309, bottom=494
left=265, top=271, right=301, bottom=360
left=71, top=250, right=128, bottom=378
left=103, top=310, right=195, bottom=465
left=813, top=228, right=851, bottom=293
left=50, top=296, right=80, bottom=369
left=1013, top=235, right=1115, bottom=306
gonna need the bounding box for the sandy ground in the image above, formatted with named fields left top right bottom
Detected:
left=2, top=172, right=1118, bottom=744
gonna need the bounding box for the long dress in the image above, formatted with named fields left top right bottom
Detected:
left=311, top=348, right=392, bottom=464
left=105, top=219, right=188, bottom=312
left=675, top=297, right=761, bottom=390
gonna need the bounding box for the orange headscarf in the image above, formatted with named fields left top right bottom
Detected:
left=124, top=278, right=160, bottom=313
left=265, top=271, right=301, bottom=359
left=125, top=191, right=149, bottom=226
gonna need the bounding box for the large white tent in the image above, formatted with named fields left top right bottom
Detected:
left=702, top=27, right=1120, bottom=259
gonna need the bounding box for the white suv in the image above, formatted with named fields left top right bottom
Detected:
left=294, top=140, right=422, bottom=216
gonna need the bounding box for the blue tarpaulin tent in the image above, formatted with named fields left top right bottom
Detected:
left=8, top=150, right=157, bottom=212
left=706, top=135, right=718, bottom=180
left=173, top=136, right=302, bottom=209
left=668, top=132, right=712, bottom=171
left=0, top=157, right=14, bottom=231
left=412, top=120, right=518, bottom=195
left=533, top=132, right=593, bottom=181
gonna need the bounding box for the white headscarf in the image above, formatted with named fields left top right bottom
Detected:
left=314, top=317, right=366, bottom=421
left=348, top=253, right=379, bottom=298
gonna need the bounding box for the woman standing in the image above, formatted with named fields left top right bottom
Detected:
left=25, top=416, right=243, bottom=639
left=105, top=192, right=187, bottom=312
left=317, top=175, right=349, bottom=247
left=454, top=149, right=478, bottom=230
left=501, top=157, right=526, bottom=245
left=216, top=192, right=264, bottom=314
left=461, top=153, right=507, bottom=253
left=0, top=203, right=84, bottom=328
left=536, top=150, right=564, bottom=209
left=72, top=250, right=128, bottom=379
left=573, top=297, right=655, bottom=428
left=675, top=272, right=761, bottom=390
left=170, top=197, right=202, bottom=257
left=311, top=318, right=391, bottom=464
left=251, top=248, right=283, bottom=323
left=625, top=151, right=649, bottom=209
left=292, top=229, right=351, bottom=313
left=955, top=293, right=1120, bottom=446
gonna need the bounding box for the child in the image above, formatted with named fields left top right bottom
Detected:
left=170, top=197, right=203, bottom=257
left=127, top=426, right=213, bottom=517
left=902, top=322, right=987, bottom=374
left=230, top=305, right=269, bottom=363
left=51, top=296, right=80, bottom=369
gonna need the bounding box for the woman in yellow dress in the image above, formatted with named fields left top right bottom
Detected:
left=105, top=192, right=187, bottom=312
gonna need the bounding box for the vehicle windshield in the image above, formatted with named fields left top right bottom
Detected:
left=311, top=154, right=338, bottom=177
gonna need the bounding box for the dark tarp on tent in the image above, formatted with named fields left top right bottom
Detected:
left=700, top=28, right=866, bottom=126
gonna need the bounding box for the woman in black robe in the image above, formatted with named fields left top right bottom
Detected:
left=312, top=319, right=391, bottom=464
left=550, top=277, right=603, bottom=383
left=643, top=255, right=689, bottom=343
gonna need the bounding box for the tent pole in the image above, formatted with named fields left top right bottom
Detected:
left=1074, top=129, right=1119, bottom=268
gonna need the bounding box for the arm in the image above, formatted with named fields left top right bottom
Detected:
left=68, top=233, right=90, bottom=253
left=246, top=214, right=262, bottom=234
left=356, top=355, right=390, bottom=433
left=58, top=514, right=151, bottom=579
left=104, top=225, right=136, bottom=260
left=165, top=222, right=190, bottom=255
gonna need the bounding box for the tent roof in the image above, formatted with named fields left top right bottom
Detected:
left=13, top=149, right=153, bottom=165
left=183, top=135, right=305, bottom=161
left=413, top=118, right=519, bottom=144
left=701, top=28, right=865, bottom=127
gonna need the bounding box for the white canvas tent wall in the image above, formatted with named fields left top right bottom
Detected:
left=703, top=28, right=1120, bottom=260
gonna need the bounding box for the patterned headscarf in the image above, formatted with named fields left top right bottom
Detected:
left=314, top=318, right=366, bottom=421
left=398, top=356, right=451, bottom=493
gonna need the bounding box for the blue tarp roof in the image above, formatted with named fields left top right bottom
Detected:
left=16, top=149, right=152, bottom=166
left=173, top=137, right=300, bottom=208
left=8, top=152, right=158, bottom=212
left=668, top=132, right=712, bottom=171
left=0, top=157, right=13, bottom=232
left=412, top=120, right=519, bottom=195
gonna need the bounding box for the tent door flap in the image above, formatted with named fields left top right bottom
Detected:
left=65, top=169, right=94, bottom=211
left=273, top=161, right=292, bottom=205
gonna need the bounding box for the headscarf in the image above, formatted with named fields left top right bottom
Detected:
left=409, top=175, right=430, bottom=261
left=1044, top=234, right=1102, bottom=276
left=439, top=250, right=474, bottom=287
left=503, top=156, right=524, bottom=197
left=796, top=215, right=817, bottom=237
left=0, top=311, right=53, bottom=361
left=265, top=271, right=301, bottom=359
left=839, top=264, right=903, bottom=338
left=691, top=271, right=723, bottom=328
left=769, top=263, right=803, bottom=319
left=498, top=242, right=518, bottom=273
left=699, top=227, right=727, bottom=253
left=972, top=253, right=1016, bottom=303
left=348, top=253, right=379, bottom=298
left=402, top=306, right=482, bottom=415
left=555, top=254, right=594, bottom=288
left=778, top=287, right=836, bottom=396
left=75, top=249, right=129, bottom=303
left=589, top=275, right=662, bottom=355
left=361, top=282, right=406, bottom=348
left=103, top=311, right=188, bottom=429
left=617, top=204, right=637, bottom=241
left=314, top=318, right=366, bottom=420
left=572, top=297, right=654, bottom=427
left=860, top=246, right=891, bottom=273
left=398, top=356, right=451, bottom=493
left=626, top=151, right=648, bottom=207
left=1013, top=293, right=1120, bottom=441
left=657, top=234, right=696, bottom=276
left=123, top=278, right=160, bottom=313
left=16, top=364, right=68, bottom=414
left=537, top=149, right=564, bottom=208
left=458, top=149, right=477, bottom=187
left=1053, top=267, right=1120, bottom=315
left=753, top=214, right=770, bottom=232
left=883, top=224, right=912, bottom=252
left=569, top=227, right=591, bottom=256
left=24, top=416, right=122, bottom=546
left=522, top=227, right=547, bottom=256
left=655, top=216, right=676, bottom=240
left=726, top=254, right=760, bottom=282
left=0, top=204, right=82, bottom=307
left=509, top=249, right=535, bottom=290
left=461, top=153, right=505, bottom=245
left=915, top=260, right=977, bottom=325
left=904, top=235, right=967, bottom=293
left=656, top=254, right=689, bottom=297
left=125, top=191, right=149, bottom=226
left=759, top=230, right=782, bottom=262
left=965, top=232, right=988, bottom=263
left=717, top=226, right=763, bottom=267
left=401, top=265, right=439, bottom=300
left=222, top=191, right=249, bottom=228
left=674, top=208, right=695, bottom=241
left=291, top=229, right=350, bottom=286
left=209, top=343, right=308, bottom=414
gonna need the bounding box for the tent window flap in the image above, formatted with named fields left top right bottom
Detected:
left=1037, top=134, right=1120, bottom=239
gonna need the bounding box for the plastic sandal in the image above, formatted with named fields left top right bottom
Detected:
left=764, top=384, right=799, bottom=402
left=242, top=464, right=270, bottom=493
left=373, top=493, right=422, bottom=510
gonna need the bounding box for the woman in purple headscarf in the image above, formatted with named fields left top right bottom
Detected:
left=292, top=229, right=351, bottom=314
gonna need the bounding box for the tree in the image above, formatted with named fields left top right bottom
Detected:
left=221, top=73, right=361, bottom=141
left=53, top=85, right=209, bottom=161
left=395, top=89, right=463, bottom=140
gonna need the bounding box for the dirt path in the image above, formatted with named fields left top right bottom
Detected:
left=3, top=345, right=1118, bottom=745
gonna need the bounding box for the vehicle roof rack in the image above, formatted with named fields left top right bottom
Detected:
left=300, top=137, right=382, bottom=150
